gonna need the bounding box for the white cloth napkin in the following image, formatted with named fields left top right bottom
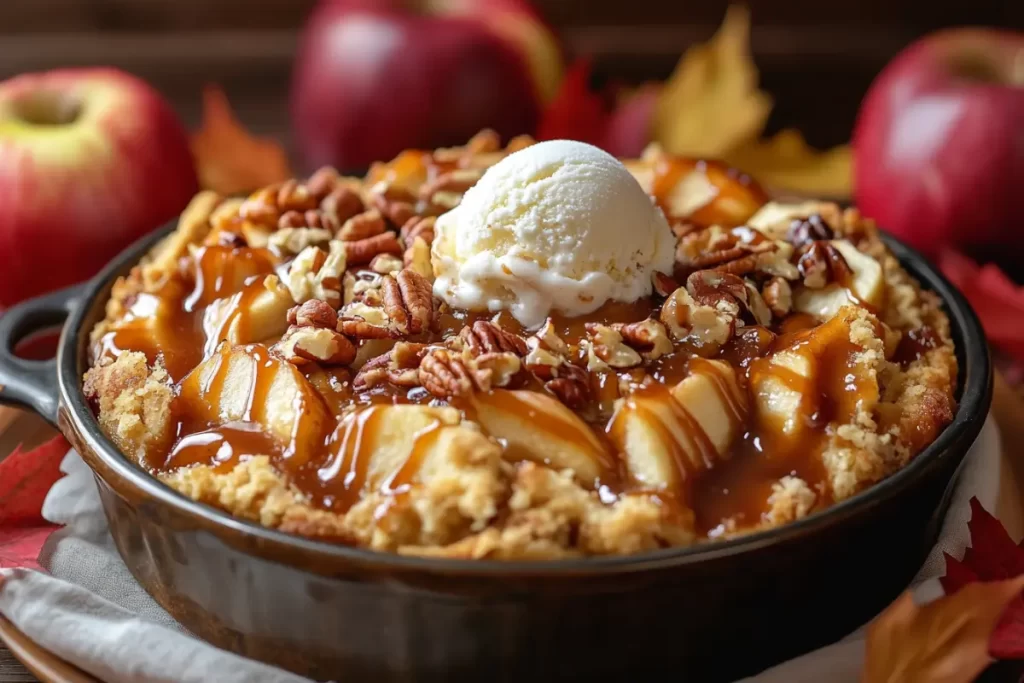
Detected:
left=0, top=417, right=1004, bottom=683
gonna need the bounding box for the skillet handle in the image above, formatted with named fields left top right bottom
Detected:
left=0, top=285, right=83, bottom=425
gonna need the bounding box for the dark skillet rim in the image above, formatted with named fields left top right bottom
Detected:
left=57, top=222, right=993, bottom=577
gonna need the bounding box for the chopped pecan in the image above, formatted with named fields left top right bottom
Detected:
left=278, top=209, right=338, bottom=232
left=338, top=209, right=386, bottom=241
left=798, top=241, right=853, bottom=289
left=238, top=185, right=281, bottom=226
left=429, top=192, right=462, bottom=211
left=652, top=271, right=680, bottom=298
left=787, top=214, right=835, bottom=248
left=418, top=168, right=483, bottom=201
left=505, top=134, right=535, bottom=153
left=273, top=326, right=356, bottom=366
left=687, top=270, right=748, bottom=307
left=382, top=269, right=434, bottom=335
left=288, top=299, right=338, bottom=329
left=584, top=325, right=643, bottom=369
left=353, top=342, right=427, bottom=389
left=268, top=227, right=332, bottom=256
left=610, top=319, right=674, bottom=360
left=660, top=282, right=737, bottom=354
left=419, top=349, right=488, bottom=399
left=474, top=352, right=522, bottom=388
left=523, top=345, right=563, bottom=381
left=370, top=191, right=416, bottom=227
left=285, top=241, right=346, bottom=308
left=369, top=253, right=404, bottom=275
left=321, top=186, right=365, bottom=225
left=467, top=128, right=502, bottom=155
left=400, top=216, right=436, bottom=245
left=545, top=364, right=590, bottom=408
left=345, top=232, right=403, bottom=266
left=276, top=179, right=318, bottom=213
left=404, top=236, right=433, bottom=281
left=338, top=301, right=392, bottom=339
left=459, top=320, right=527, bottom=356
left=306, top=166, right=340, bottom=201
left=762, top=277, right=793, bottom=318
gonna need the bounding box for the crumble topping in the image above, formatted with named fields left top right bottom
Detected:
left=82, top=131, right=958, bottom=560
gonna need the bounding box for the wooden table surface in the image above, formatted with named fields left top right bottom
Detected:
left=2, top=377, right=1024, bottom=682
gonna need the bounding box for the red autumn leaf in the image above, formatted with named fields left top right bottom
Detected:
left=0, top=526, right=56, bottom=571
left=940, top=249, right=1024, bottom=362
left=0, top=435, right=68, bottom=526
left=940, top=497, right=1024, bottom=659
left=862, top=577, right=1024, bottom=683
left=536, top=58, right=610, bottom=147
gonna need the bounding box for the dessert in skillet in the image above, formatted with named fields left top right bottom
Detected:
left=83, top=131, right=957, bottom=559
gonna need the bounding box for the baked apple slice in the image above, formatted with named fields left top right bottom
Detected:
left=469, top=389, right=616, bottom=486
left=177, top=343, right=331, bottom=463
left=607, top=359, right=747, bottom=491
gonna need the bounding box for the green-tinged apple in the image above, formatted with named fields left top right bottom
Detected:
left=290, top=0, right=563, bottom=172
left=0, top=68, right=198, bottom=307
left=853, top=29, right=1024, bottom=259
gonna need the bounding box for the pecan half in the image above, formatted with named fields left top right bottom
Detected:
left=419, top=349, right=487, bottom=399
left=370, top=191, right=416, bottom=227
left=797, top=241, right=853, bottom=289
left=278, top=209, right=338, bottom=233
left=400, top=216, right=436, bottom=245
left=287, top=299, right=338, bottom=329
left=382, top=269, right=434, bottom=335
left=345, top=232, right=403, bottom=266
left=321, top=186, right=365, bottom=225
left=338, top=209, right=386, bottom=241
left=418, top=168, right=483, bottom=201
left=276, top=179, right=318, bottom=213
left=459, top=320, right=527, bottom=356
left=306, top=166, right=340, bottom=201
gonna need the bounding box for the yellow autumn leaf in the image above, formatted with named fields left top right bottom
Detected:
left=724, top=129, right=852, bottom=199
left=652, top=4, right=852, bottom=199
left=653, top=4, right=771, bottom=158
left=191, top=84, right=293, bottom=196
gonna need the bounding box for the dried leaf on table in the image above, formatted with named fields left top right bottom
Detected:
left=0, top=435, right=68, bottom=526
left=940, top=497, right=1024, bottom=658
left=652, top=5, right=771, bottom=159
left=940, top=250, right=1024, bottom=362
left=862, top=576, right=1024, bottom=683
left=0, top=435, right=68, bottom=571
left=191, top=84, right=293, bottom=196
left=723, top=129, right=852, bottom=199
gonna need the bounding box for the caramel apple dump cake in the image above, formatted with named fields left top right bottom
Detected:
left=83, top=131, right=957, bottom=559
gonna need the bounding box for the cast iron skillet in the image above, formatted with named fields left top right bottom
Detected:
left=0, top=223, right=992, bottom=682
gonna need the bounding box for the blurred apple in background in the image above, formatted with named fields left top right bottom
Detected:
left=0, top=68, right=197, bottom=307
left=290, top=0, right=563, bottom=172
left=853, top=29, right=1024, bottom=261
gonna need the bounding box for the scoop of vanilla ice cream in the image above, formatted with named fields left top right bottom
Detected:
left=431, top=140, right=675, bottom=328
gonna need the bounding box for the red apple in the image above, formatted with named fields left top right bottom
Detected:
left=0, top=68, right=198, bottom=307
left=290, top=0, right=563, bottom=172
left=853, top=29, right=1024, bottom=259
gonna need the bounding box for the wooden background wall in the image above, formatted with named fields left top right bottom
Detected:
left=0, top=0, right=1020, bottom=154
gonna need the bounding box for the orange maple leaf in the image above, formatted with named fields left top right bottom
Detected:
left=862, top=577, right=1024, bottom=683
left=190, top=84, right=293, bottom=196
